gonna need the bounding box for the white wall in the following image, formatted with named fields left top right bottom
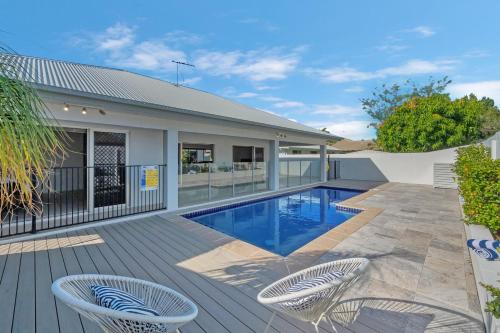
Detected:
left=330, top=148, right=457, bottom=185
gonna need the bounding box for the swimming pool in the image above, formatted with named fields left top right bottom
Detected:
left=183, top=187, right=363, bottom=256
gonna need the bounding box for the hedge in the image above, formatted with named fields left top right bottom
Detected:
left=454, top=145, right=500, bottom=234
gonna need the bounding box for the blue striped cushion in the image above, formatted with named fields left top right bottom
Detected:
left=288, top=270, right=345, bottom=293
left=90, top=285, right=145, bottom=308
left=467, top=239, right=500, bottom=261
left=109, top=301, right=160, bottom=316
left=282, top=270, right=345, bottom=311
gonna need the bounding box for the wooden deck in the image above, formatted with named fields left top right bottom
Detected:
left=0, top=215, right=343, bottom=333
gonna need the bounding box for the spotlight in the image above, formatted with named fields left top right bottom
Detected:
left=81, top=107, right=87, bottom=115
left=98, top=109, right=106, bottom=115
left=63, top=104, right=69, bottom=111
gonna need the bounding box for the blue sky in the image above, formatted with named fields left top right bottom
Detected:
left=2, top=1, right=500, bottom=139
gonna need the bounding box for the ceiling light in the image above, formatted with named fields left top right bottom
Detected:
left=81, top=107, right=87, bottom=115
left=63, top=104, right=69, bottom=112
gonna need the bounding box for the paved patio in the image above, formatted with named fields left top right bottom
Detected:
left=0, top=181, right=484, bottom=332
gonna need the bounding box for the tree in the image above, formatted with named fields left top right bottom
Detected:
left=361, top=76, right=451, bottom=130
left=376, top=93, right=500, bottom=152
left=0, top=47, right=64, bottom=214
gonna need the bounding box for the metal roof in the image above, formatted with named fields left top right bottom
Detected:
left=2, top=54, right=332, bottom=138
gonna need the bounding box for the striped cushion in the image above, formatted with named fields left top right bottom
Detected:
left=467, top=239, right=500, bottom=261
left=288, top=270, right=345, bottom=293
left=90, top=285, right=145, bottom=308
left=282, top=270, right=345, bottom=311
left=109, top=301, right=160, bottom=316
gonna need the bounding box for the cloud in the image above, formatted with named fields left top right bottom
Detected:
left=448, top=81, right=500, bottom=105
left=236, top=92, right=259, bottom=98
left=194, top=48, right=301, bottom=81
left=96, top=23, right=135, bottom=52
left=309, top=59, right=457, bottom=83
left=406, top=26, right=436, bottom=38
left=306, top=120, right=375, bottom=140
left=376, top=36, right=408, bottom=53
left=118, top=40, right=186, bottom=71
left=312, top=104, right=362, bottom=116
left=344, top=86, right=364, bottom=93
left=273, top=101, right=305, bottom=108
left=163, top=30, right=203, bottom=45
left=182, top=76, right=202, bottom=85
left=79, top=23, right=189, bottom=73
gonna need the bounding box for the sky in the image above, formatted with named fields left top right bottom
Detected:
left=2, top=1, right=500, bottom=140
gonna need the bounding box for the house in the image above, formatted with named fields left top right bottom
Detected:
left=281, top=139, right=376, bottom=155
left=280, top=145, right=339, bottom=155
left=2, top=54, right=333, bottom=234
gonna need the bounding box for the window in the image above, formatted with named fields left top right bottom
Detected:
left=233, top=146, right=264, bottom=162
left=255, top=147, right=264, bottom=162
left=182, top=143, right=214, bottom=163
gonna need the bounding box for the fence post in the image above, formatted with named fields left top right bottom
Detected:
left=31, top=173, right=37, bottom=234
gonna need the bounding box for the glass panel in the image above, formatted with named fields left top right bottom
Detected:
left=179, top=163, right=209, bottom=207
left=255, top=147, right=264, bottom=162
left=210, top=163, right=234, bottom=201
left=300, top=160, right=312, bottom=185
left=311, top=159, right=321, bottom=182
left=254, top=162, right=268, bottom=192
left=233, top=146, right=253, bottom=162
left=233, top=162, right=254, bottom=195
left=288, top=160, right=301, bottom=187
left=279, top=160, right=288, bottom=189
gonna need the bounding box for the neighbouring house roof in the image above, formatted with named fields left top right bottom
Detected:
left=331, top=139, right=376, bottom=151
left=2, top=54, right=333, bottom=138
left=281, top=145, right=339, bottom=151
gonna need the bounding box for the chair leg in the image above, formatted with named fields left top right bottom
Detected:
left=264, top=312, right=276, bottom=333
left=326, top=316, right=339, bottom=333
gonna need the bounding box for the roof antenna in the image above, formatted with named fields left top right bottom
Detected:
left=171, top=60, right=195, bottom=86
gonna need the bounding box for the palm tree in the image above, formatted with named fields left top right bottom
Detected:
left=0, top=46, right=64, bottom=216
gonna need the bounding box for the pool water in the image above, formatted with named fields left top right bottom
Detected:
left=184, top=187, right=362, bottom=256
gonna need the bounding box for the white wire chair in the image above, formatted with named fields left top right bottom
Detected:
left=51, top=274, right=198, bottom=333
left=257, top=258, right=369, bottom=333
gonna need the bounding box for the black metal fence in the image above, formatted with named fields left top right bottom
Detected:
left=0, top=164, right=167, bottom=238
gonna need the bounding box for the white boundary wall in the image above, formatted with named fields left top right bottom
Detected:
left=330, top=132, right=499, bottom=185
left=330, top=148, right=457, bottom=185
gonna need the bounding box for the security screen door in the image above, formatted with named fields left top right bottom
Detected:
left=93, top=131, right=126, bottom=208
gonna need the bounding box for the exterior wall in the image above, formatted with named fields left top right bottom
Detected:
left=179, top=132, right=270, bottom=166
left=330, top=148, right=457, bottom=185
left=41, top=91, right=328, bottom=146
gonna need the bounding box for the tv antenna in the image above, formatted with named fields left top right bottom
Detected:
left=171, top=60, right=195, bottom=86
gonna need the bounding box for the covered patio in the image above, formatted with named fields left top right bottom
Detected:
left=0, top=181, right=484, bottom=333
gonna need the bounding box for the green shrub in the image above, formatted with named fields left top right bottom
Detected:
left=377, top=94, right=500, bottom=152
left=481, top=283, right=500, bottom=319
left=454, top=145, right=500, bottom=234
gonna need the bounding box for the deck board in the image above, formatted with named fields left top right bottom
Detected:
left=47, top=236, right=85, bottom=333
left=12, top=240, right=36, bottom=333
left=122, top=219, right=280, bottom=333
left=103, top=224, right=228, bottom=333
left=139, top=216, right=322, bottom=333
left=0, top=242, right=21, bottom=332
left=34, top=238, right=60, bottom=333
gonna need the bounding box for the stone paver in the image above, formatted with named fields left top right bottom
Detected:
left=318, top=182, right=482, bottom=320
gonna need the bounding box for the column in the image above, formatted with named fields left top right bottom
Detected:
left=269, top=139, right=280, bottom=191
left=491, top=140, right=499, bottom=160
left=164, top=129, right=179, bottom=210
left=320, top=144, right=327, bottom=182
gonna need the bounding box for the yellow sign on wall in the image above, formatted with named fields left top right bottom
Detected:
left=140, top=165, right=159, bottom=191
